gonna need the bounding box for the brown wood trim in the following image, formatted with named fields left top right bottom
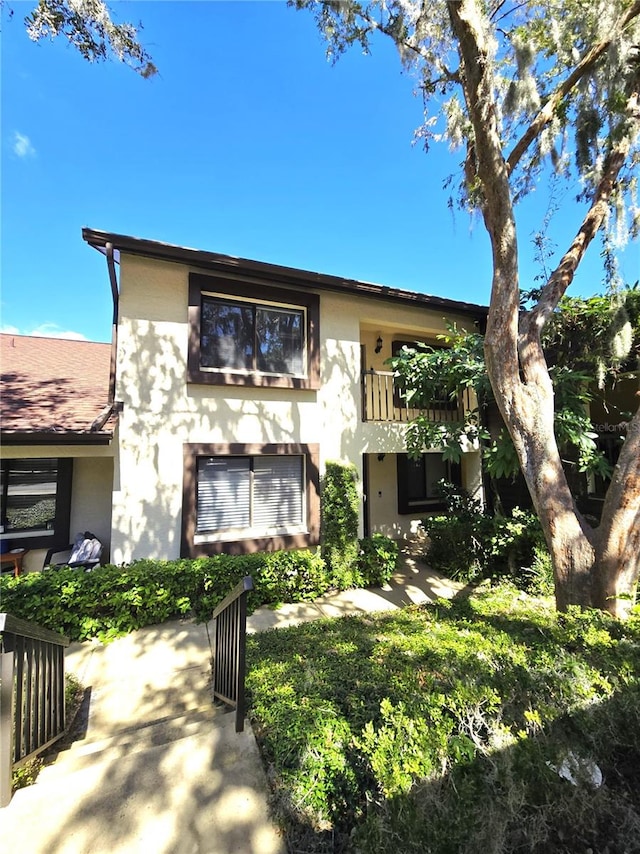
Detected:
left=181, top=442, right=320, bottom=557
left=0, top=432, right=112, bottom=446
left=83, top=227, right=489, bottom=318
left=0, top=458, right=72, bottom=550
left=187, top=273, right=320, bottom=390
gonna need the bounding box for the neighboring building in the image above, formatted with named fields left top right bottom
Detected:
left=0, top=229, right=489, bottom=569
left=0, top=334, right=115, bottom=573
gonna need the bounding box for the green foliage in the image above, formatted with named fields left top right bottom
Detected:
left=421, top=482, right=549, bottom=589
left=24, top=0, right=157, bottom=77
left=357, top=534, right=398, bottom=587
left=543, top=289, right=640, bottom=381
left=11, top=757, right=44, bottom=792
left=247, top=585, right=640, bottom=853
left=389, top=288, right=640, bottom=484
left=0, top=550, right=332, bottom=642
left=321, top=461, right=361, bottom=589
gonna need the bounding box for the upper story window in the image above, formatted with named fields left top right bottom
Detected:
left=0, top=458, right=72, bottom=549
left=201, top=298, right=305, bottom=376
left=188, top=273, right=320, bottom=389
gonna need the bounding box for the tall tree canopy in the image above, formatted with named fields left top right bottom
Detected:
left=16, top=0, right=156, bottom=77
left=294, top=0, right=640, bottom=616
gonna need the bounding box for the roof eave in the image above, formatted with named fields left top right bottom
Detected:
left=82, top=227, right=489, bottom=319
left=0, top=430, right=113, bottom=446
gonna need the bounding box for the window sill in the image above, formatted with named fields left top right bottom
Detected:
left=195, top=524, right=308, bottom=545
left=187, top=367, right=319, bottom=390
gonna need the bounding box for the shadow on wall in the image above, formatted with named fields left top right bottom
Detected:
left=112, top=324, right=366, bottom=562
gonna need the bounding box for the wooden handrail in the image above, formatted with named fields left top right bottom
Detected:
left=0, top=613, right=70, bottom=647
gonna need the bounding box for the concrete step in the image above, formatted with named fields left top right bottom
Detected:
left=38, top=704, right=229, bottom=780
left=3, top=710, right=284, bottom=854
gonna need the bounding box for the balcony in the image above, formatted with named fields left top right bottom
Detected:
left=361, top=370, right=472, bottom=423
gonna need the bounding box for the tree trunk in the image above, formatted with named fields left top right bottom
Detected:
left=592, top=409, right=640, bottom=617
left=448, top=0, right=640, bottom=616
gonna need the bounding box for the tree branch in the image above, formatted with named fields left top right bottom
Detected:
left=520, top=84, right=639, bottom=348
left=447, top=0, right=521, bottom=390
left=506, top=0, right=640, bottom=176
left=517, top=142, right=630, bottom=385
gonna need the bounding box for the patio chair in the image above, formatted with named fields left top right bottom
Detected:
left=43, top=531, right=103, bottom=571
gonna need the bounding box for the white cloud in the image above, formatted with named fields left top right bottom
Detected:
left=1, top=323, right=88, bottom=341
left=13, top=131, right=36, bottom=158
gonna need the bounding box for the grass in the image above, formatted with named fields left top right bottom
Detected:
left=246, top=583, right=640, bottom=854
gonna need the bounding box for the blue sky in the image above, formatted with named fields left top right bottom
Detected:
left=2, top=1, right=638, bottom=343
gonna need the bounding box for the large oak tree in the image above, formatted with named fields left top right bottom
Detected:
left=295, top=0, right=640, bottom=617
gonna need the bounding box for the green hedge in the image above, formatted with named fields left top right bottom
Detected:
left=0, top=537, right=399, bottom=642
left=321, top=461, right=360, bottom=588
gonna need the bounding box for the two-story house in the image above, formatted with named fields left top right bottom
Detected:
left=1, top=228, right=488, bottom=570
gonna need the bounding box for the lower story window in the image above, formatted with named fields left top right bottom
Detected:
left=182, top=443, right=320, bottom=556
left=397, top=453, right=461, bottom=514
left=0, top=458, right=72, bottom=549
left=197, top=455, right=304, bottom=535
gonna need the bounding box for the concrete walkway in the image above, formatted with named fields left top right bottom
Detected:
left=1, top=557, right=459, bottom=853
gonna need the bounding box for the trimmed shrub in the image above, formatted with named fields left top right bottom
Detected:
left=358, top=534, right=399, bottom=587
left=321, top=461, right=361, bottom=589
left=0, top=549, right=333, bottom=642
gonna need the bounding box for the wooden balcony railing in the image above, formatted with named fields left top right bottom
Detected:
left=361, top=370, right=471, bottom=423
left=211, top=576, right=253, bottom=733
left=1, top=613, right=69, bottom=807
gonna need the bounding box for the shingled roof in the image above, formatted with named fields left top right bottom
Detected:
left=0, top=334, right=113, bottom=443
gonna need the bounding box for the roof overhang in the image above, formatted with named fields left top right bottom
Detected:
left=82, top=227, right=489, bottom=319
left=0, top=431, right=113, bottom=446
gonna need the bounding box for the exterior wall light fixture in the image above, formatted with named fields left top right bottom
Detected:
left=375, top=335, right=383, bottom=354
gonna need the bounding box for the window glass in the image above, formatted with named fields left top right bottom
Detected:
left=404, top=455, right=449, bottom=506
left=201, top=296, right=304, bottom=377
left=397, top=453, right=461, bottom=513
left=253, top=456, right=303, bottom=528
left=197, top=457, right=250, bottom=532
left=201, top=300, right=253, bottom=370
left=256, top=307, right=304, bottom=375
left=1, top=458, right=71, bottom=545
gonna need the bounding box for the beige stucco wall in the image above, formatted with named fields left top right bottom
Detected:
left=111, top=254, right=483, bottom=562
left=0, top=445, right=114, bottom=574
left=366, top=450, right=483, bottom=541
left=69, top=456, right=114, bottom=561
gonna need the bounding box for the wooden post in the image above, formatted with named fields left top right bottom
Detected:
left=1, top=651, right=15, bottom=807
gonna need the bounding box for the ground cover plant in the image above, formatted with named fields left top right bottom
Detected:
left=246, top=585, right=640, bottom=853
